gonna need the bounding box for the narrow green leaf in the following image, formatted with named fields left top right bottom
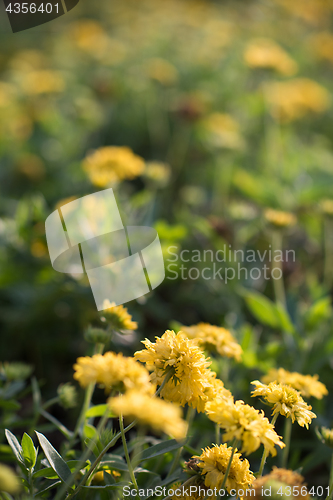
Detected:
left=33, top=460, right=89, bottom=479
left=132, top=439, right=185, bottom=463
left=5, top=429, right=25, bottom=466
left=85, top=404, right=114, bottom=418
left=243, top=290, right=280, bottom=328
left=35, top=431, right=71, bottom=486
left=305, top=297, right=332, bottom=329
left=21, top=433, right=37, bottom=469
left=275, top=302, right=295, bottom=334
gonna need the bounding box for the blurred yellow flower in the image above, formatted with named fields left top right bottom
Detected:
left=21, top=70, right=65, bottom=95
left=108, top=390, right=188, bottom=440
left=320, top=199, right=333, bottom=216
left=196, top=444, right=255, bottom=497
left=262, top=368, right=328, bottom=399
left=73, top=352, right=154, bottom=394
left=145, top=58, right=178, bottom=85
left=200, top=113, right=245, bottom=150
left=273, top=0, right=332, bottom=25
left=252, top=466, right=309, bottom=500
left=205, top=374, right=233, bottom=403
left=0, top=464, right=21, bottom=495
left=134, top=330, right=213, bottom=411
left=0, top=82, right=16, bottom=108
left=264, top=209, right=297, bottom=228
left=244, top=38, right=298, bottom=76
left=144, top=161, right=171, bottom=187
left=265, top=78, right=330, bottom=122
left=181, top=323, right=242, bottom=361
left=92, top=469, right=121, bottom=484
left=310, top=32, right=333, bottom=63
left=70, top=20, right=110, bottom=58
left=82, top=146, right=145, bottom=187
left=206, top=398, right=284, bottom=456
left=316, top=426, right=333, bottom=448
left=101, top=300, right=138, bottom=331
left=251, top=381, right=316, bottom=428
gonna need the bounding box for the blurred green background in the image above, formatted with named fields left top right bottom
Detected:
left=1, top=0, right=333, bottom=487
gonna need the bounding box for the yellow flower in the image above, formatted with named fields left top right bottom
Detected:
left=134, top=330, right=213, bottom=412
left=252, top=466, right=309, bottom=500
left=0, top=463, right=21, bottom=495
left=181, top=323, right=242, bottom=361
left=73, top=352, right=154, bottom=394
left=108, top=390, right=188, bottom=440
left=205, top=374, right=234, bottom=403
left=82, top=146, right=145, bottom=187
left=21, top=70, right=65, bottom=95
left=251, top=381, right=316, bottom=428
left=265, top=78, right=330, bottom=122
left=196, top=444, right=255, bottom=497
left=206, top=399, right=284, bottom=456
left=264, top=209, right=297, bottom=228
left=320, top=199, right=333, bottom=216
left=144, top=161, right=171, bottom=187
left=145, top=58, right=178, bottom=85
left=244, top=38, right=298, bottom=76
left=101, top=300, right=138, bottom=331
left=70, top=20, right=110, bottom=58
left=310, top=32, right=333, bottom=64
left=262, top=368, right=328, bottom=399
left=92, top=469, right=121, bottom=484
left=200, top=113, right=245, bottom=150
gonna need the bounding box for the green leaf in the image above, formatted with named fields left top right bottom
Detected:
left=33, top=460, right=89, bottom=479
left=243, top=290, right=280, bottom=328
left=83, top=424, right=97, bottom=440
left=82, top=482, right=128, bottom=491
left=35, top=431, right=71, bottom=486
left=275, top=302, right=295, bottom=334
left=305, top=297, right=332, bottom=329
left=0, top=400, right=21, bottom=411
left=85, top=404, right=114, bottom=418
left=132, top=439, right=185, bottom=463
left=5, top=429, right=25, bottom=466
left=21, top=433, right=37, bottom=469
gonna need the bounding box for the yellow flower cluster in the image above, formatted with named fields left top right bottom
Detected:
left=101, top=300, right=138, bottom=331
left=134, top=330, right=214, bottom=412
left=196, top=444, right=255, bottom=497
left=264, top=209, right=297, bottom=228
left=21, top=70, right=65, bottom=95
left=320, top=199, right=333, bottom=216
left=200, top=113, right=245, bottom=150
left=310, top=32, right=333, bottom=64
left=73, top=352, right=154, bottom=394
left=252, top=466, right=309, bottom=500
left=251, top=381, right=316, bottom=428
left=265, top=78, right=330, bottom=122
left=244, top=38, right=297, bottom=75
left=108, top=390, right=188, bottom=440
left=82, top=146, right=145, bottom=187
left=262, top=368, right=328, bottom=399
left=181, top=323, right=242, bottom=361
left=206, top=399, right=284, bottom=456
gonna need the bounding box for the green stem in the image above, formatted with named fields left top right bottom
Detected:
left=271, top=230, right=286, bottom=308
left=42, top=396, right=60, bottom=410
left=325, top=453, right=333, bottom=500
left=281, top=417, right=292, bottom=469
left=167, top=407, right=196, bottom=477
left=215, top=424, right=220, bottom=445
left=258, top=413, right=279, bottom=476
left=221, top=438, right=238, bottom=490
left=324, top=217, right=333, bottom=290
left=120, top=415, right=140, bottom=499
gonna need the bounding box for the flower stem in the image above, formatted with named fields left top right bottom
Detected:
left=221, top=438, right=238, bottom=490
left=215, top=424, right=220, bottom=446
left=271, top=230, right=286, bottom=308
left=325, top=453, right=333, bottom=500
left=120, top=414, right=140, bottom=499
left=281, top=417, right=292, bottom=469
left=167, top=406, right=196, bottom=477
left=258, top=413, right=279, bottom=476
